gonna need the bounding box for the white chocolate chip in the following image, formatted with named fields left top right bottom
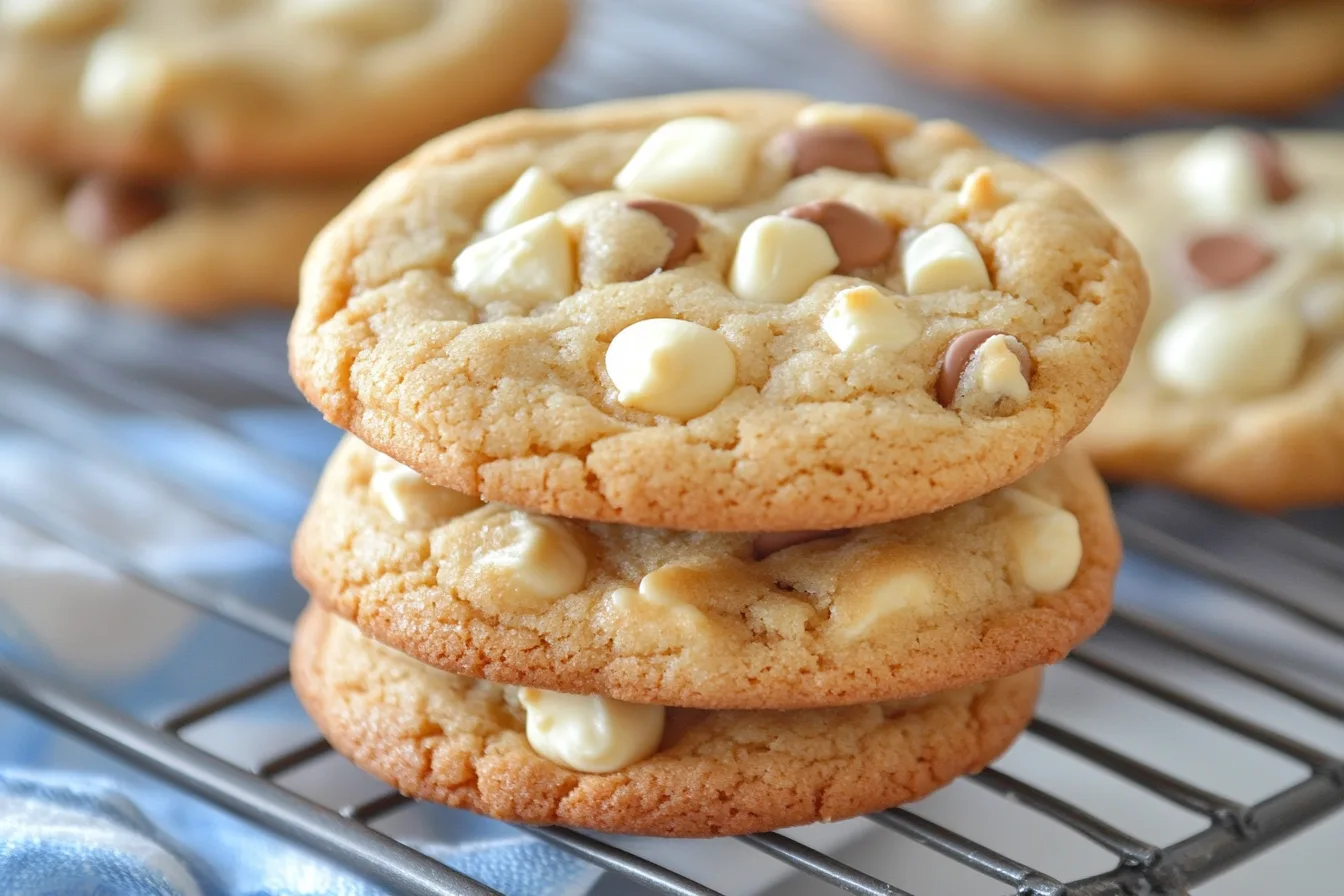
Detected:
left=0, top=0, right=122, bottom=37
left=822, top=285, right=920, bottom=352
left=958, top=167, right=1002, bottom=211
left=730, top=215, right=839, bottom=304
left=1150, top=296, right=1306, bottom=399
left=1299, top=272, right=1344, bottom=337
left=604, top=318, right=736, bottom=418
left=483, top=167, right=573, bottom=235
left=472, top=511, right=588, bottom=611
left=1173, top=128, right=1267, bottom=222
left=369, top=453, right=479, bottom=525
left=517, top=687, right=664, bottom=774
left=614, top=117, right=752, bottom=205
left=902, top=223, right=991, bottom=294
left=278, top=0, right=429, bottom=39
left=451, top=212, right=576, bottom=309
left=970, top=334, right=1031, bottom=403
left=832, top=569, right=939, bottom=639
left=79, top=31, right=169, bottom=121
left=609, top=566, right=710, bottom=629
left=999, top=488, right=1082, bottom=592
left=794, top=102, right=916, bottom=141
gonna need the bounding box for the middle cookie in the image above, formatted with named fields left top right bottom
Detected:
left=295, top=437, right=1118, bottom=710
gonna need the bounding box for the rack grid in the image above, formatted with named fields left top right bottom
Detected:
left=1, top=2, right=1342, bottom=893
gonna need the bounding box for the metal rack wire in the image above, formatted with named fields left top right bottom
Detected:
left=1, top=2, right=1343, bottom=893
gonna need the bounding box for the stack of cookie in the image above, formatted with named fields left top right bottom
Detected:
left=0, top=0, right=568, bottom=315
left=287, top=92, right=1147, bottom=836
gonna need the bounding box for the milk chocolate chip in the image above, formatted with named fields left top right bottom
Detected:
left=626, top=199, right=700, bottom=269
left=773, top=126, right=884, bottom=177
left=936, top=329, right=1032, bottom=407
left=1183, top=232, right=1275, bottom=290
left=782, top=200, right=894, bottom=271
left=1244, top=132, right=1297, bottom=204
left=64, top=176, right=168, bottom=245
left=752, top=529, right=850, bottom=560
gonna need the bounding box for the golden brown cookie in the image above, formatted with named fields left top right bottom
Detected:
left=293, top=436, right=1117, bottom=709
left=0, top=0, right=567, bottom=181
left=289, top=91, right=1146, bottom=531
left=292, top=605, right=1042, bottom=837
left=1047, top=130, right=1344, bottom=511
left=815, top=0, right=1344, bottom=114
left=0, top=154, right=357, bottom=313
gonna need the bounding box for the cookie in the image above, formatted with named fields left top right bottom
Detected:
left=1047, top=130, right=1344, bottom=511
left=292, top=605, right=1042, bottom=837
left=289, top=91, right=1146, bottom=531
left=0, top=0, right=568, bottom=181
left=293, top=436, right=1117, bottom=709
left=815, top=0, right=1344, bottom=114
left=0, top=154, right=358, bottom=313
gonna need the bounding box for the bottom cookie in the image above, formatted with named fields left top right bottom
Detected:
left=292, top=605, right=1041, bottom=837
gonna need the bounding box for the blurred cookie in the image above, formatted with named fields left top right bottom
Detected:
left=294, top=437, right=1117, bottom=709
left=292, top=605, right=1042, bottom=837
left=0, top=0, right=568, bottom=181
left=0, top=154, right=357, bottom=313
left=1047, top=130, right=1344, bottom=510
left=815, top=0, right=1344, bottom=113
left=289, top=91, right=1146, bottom=531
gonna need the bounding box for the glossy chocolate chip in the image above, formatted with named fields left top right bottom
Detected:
left=626, top=198, right=701, bottom=269
left=752, top=529, right=849, bottom=560
left=782, top=200, right=894, bottom=271
left=1183, top=231, right=1276, bottom=290
left=773, top=126, right=884, bottom=177
left=935, top=329, right=1032, bottom=407
left=63, top=176, right=169, bottom=246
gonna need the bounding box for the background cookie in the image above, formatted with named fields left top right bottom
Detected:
left=294, top=437, right=1118, bottom=709
left=815, top=0, right=1344, bottom=114
left=0, top=0, right=568, bottom=181
left=1047, top=130, right=1344, bottom=510
left=293, top=605, right=1042, bottom=837
left=0, top=155, right=357, bottom=314
left=290, top=91, right=1146, bottom=531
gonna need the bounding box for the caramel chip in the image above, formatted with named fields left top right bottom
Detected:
left=936, top=329, right=1033, bottom=408
left=752, top=529, right=849, bottom=560
left=63, top=176, right=168, bottom=245
left=773, top=126, right=884, bottom=177
left=1183, top=232, right=1276, bottom=290
left=1244, top=132, right=1297, bottom=204
left=626, top=199, right=700, bottom=269
left=782, top=200, right=894, bottom=271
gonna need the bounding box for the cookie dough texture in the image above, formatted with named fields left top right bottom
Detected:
left=292, top=605, right=1042, bottom=837
left=0, top=0, right=569, bottom=181
left=815, top=0, right=1344, bottom=114
left=294, top=437, right=1117, bottom=709
left=0, top=154, right=357, bottom=313
left=290, top=91, right=1146, bottom=531
left=1048, top=132, right=1344, bottom=510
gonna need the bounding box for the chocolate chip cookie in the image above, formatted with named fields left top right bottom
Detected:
left=1048, top=130, right=1344, bottom=510
left=289, top=91, right=1146, bottom=531
left=293, top=437, right=1117, bottom=709
left=292, top=605, right=1042, bottom=836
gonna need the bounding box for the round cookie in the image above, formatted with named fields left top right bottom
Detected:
left=292, top=605, right=1042, bottom=837
left=0, top=0, right=568, bottom=181
left=0, top=154, right=357, bottom=314
left=293, top=436, right=1117, bottom=709
left=815, top=0, right=1344, bottom=114
left=1047, top=130, right=1344, bottom=511
left=289, top=91, right=1146, bottom=531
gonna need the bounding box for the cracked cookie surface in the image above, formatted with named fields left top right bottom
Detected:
left=290, top=91, right=1146, bottom=531
left=294, top=437, right=1116, bottom=709
left=292, top=605, right=1041, bottom=837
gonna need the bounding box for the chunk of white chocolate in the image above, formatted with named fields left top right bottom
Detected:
left=517, top=687, right=665, bottom=774
left=832, top=569, right=939, bottom=639
left=483, top=166, right=573, bottom=234
left=822, top=285, right=920, bottom=352
left=970, top=334, right=1031, bottom=402
left=605, top=318, right=736, bottom=418
left=730, top=215, right=839, bottom=304
left=609, top=566, right=710, bottom=629
left=999, top=488, right=1082, bottom=592
left=1150, top=296, right=1306, bottom=399
left=369, top=453, right=479, bottom=525
left=1, top=0, right=122, bottom=37
left=451, top=212, right=576, bottom=309
left=1173, top=128, right=1268, bottom=222
left=614, top=117, right=752, bottom=205
left=902, top=223, right=991, bottom=294
left=278, top=0, right=429, bottom=39
left=79, top=31, right=168, bottom=120
left=473, top=511, right=588, bottom=610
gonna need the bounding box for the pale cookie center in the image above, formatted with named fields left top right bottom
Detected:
left=999, top=488, right=1082, bottom=593
left=472, top=510, right=588, bottom=610
left=517, top=687, right=665, bottom=774
left=604, top=318, right=737, bottom=418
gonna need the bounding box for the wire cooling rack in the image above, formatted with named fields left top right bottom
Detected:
left=1, top=2, right=1342, bottom=894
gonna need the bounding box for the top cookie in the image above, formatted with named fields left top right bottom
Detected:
left=291, top=91, right=1147, bottom=531
left=0, top=0, right=569, bottom=181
